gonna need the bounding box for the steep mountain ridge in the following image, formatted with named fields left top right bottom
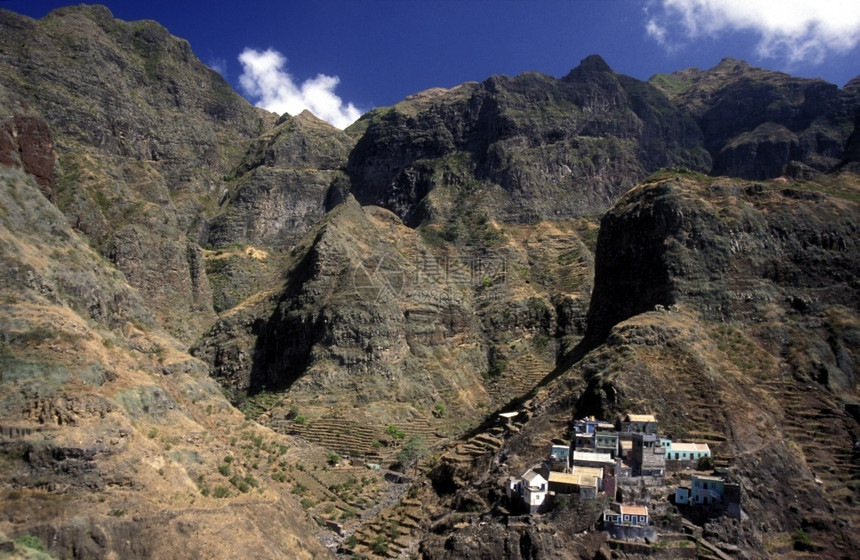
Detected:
left=650, top=58, right=860, bottom=179
left=206, top=110, right=355, bottom=251
left=0, top=4, right=858, bottom=560
left=0, top=5, right=275, bottom=340
left=0, top=145, right=331, bottom=559
left=347, top=55, right=709, bottom=225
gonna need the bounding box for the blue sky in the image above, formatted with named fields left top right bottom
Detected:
left=4, top=1, right=860, bottom=128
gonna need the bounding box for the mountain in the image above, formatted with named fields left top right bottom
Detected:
left=650, top=58, right=860, bottom=180
left=346, top=54, right=709, bottom=225
left=0, top=5, right=858, bottom=560
left=417, top=172, right=860, bottom=559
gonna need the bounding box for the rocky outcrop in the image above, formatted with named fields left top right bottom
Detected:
left=195, top=197, right=490, bottom=421
left=571, top=173, right=860, bottom=555
left=347, top=55, right=709, bottom=225
left=651, top=58, right=860, bottom=179
left=838, top=103, right=860, bottom=170
left=0, top=156, right=332, bottom=560
left=0, top=115, right=54, bottom=199
left=0, top=5, right=276, bottom=341
left=207, top=110, right=354, bottom=249
left=585, top=174, right=858, bottom=351
left=0, top=85, right=55, bottom=201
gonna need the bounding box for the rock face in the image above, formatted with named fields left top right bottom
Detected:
left=840, top=103, right=860, bottom=170
left=585, top=172, right=858, bottom=352
left=0, top=5, right=284, bottom=341
left=0, top=156, right=332, bottom=559
left=0, top=108, right=55, bottom=201
left=347, top=55, right=709, bottom=225
left=576, top=173, right=860, bottom=555
left=194, top=197, right=492, bottom=427
left=0, top=82, right=56, bottom=201
left=1, top=4, right=860, bottom=560
left=207, top=110, right=354, bottom=249
left=413, top=172, right=859, bottom=560
left=651, top=58, right=860, bottom=179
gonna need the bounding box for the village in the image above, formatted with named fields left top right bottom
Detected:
left=505, top=413, right=743, bottom=548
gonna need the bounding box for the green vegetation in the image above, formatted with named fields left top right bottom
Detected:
left=709, top=324, right=773, bottom=379
left=371, top=534, right=389, bottom=555
left=238, top=389, right=281, bottom=421
left=396, top=436, right=427, bottom=467
left=385, top=425, right=406, bottom=447
left=644, top=166, right=709, bottom=184
left=697, top=455, right=713, bottom=471
left=271, top=470, right=287, bottom=483
left=791, top=529, right=815, bottom=551
left=16, top=534, right=48, bottom=553
left=486, top=357, right=507, bottom=380
left=647, top=73, right=692, bottom=97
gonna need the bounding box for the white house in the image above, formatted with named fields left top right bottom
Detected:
left=603, top=504, right=649, bottom=527
left=508, top=468, right=548, bottom=513
left=571, top=450, right=615, bottom=472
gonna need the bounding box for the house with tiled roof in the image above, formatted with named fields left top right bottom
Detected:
left=621, top=413, right=658, bottom=434
left=603, top=503, right=657, bottom=541
left=548, top=469, right=600, bottom=499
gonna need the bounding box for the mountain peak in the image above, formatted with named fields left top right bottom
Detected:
left=713, top=56, right=752, bottom=71
left=578, top=54, right=612, bottom=72
left=562, top=54, right=614, bottom=82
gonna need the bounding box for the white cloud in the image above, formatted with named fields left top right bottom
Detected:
left=645, top=0, right=860, bottom=64
left=237, top=48, right=362, bottom=129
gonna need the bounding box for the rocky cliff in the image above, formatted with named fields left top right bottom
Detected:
left=651, top=58, right=860, bottom=180
left=578, top=173, right=859, bottom=557
left=414, top=172, right=859, bottom=560
left=0, top=134, right=332, bottom=559
left=0, top=4, right=859, bottom=560
left=346, top=55, right=709, bottom=225
left=0, top=6, right=336, bottom=559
